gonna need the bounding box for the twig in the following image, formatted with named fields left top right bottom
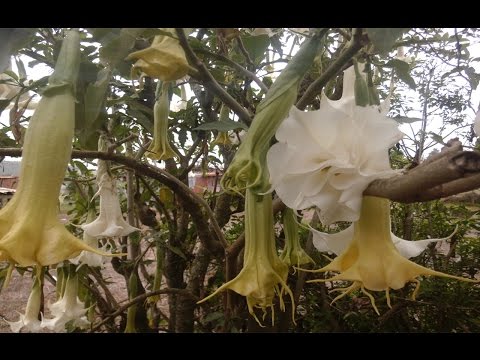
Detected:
left=195, top=48, right=269, bottom=93
left=175, top=28, right=252, bottom=126
left=90, top=287, right=198, bottom=332
left=296, top=28, right=365, bottom=110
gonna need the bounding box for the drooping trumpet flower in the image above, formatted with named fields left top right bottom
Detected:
left=0, top=31, right=109, bottom=266
left=41, top=272, right=90, bottom=332
left=279, top=208, right=314, bottom=268
left=6, top=267, right=43, bottom=333
left=198, top=189, right=294, bottom=326
left=145, top=81, right=177, bottom=161
left=211, top=104, right=233, bottom=149
left=126, top=28, right=189, bottom=82
left=81, top=136, right=139, bottom=238
left=306, top=196, right=478, bottom=314
left=266, top=65, right=403, bottom=225
left=71, top=207, right=110, bottom=268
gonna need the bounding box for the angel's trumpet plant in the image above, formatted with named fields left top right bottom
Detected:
left=146, top=81, right=177, bottom=161
left=306, top=196, right=478, bottom=314
left=126, top=28, right=189, bottom=82
left=279, top=208, right=314, bottom=268
left=0, top=31, right=109, bottom=266
left=81, top=136, right=139, bottom=238
left=198, top=189, right=294, bottom=326
left=221, top=33, right=323, bottom=194
left=6, top=267, right=43, bottom=333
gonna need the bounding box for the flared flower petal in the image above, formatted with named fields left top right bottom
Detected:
left=41, top=274, right=90, bottom=332
left=311, top=222, right=456, bottom=259
left=71, top=209, right=111, bottom=268
left=307, top=196, right=478, bottom=314
left=198, top=190, right=294, bottom=326
left=0, top=31, right=110, bottom=266
left=81, top=176, right=139, bottom=238
left=126, top=29, right=189, bottom=82
left=267, top=65, right=404, bottom=225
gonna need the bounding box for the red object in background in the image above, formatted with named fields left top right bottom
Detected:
left=0, top=176, right=18, bottom=189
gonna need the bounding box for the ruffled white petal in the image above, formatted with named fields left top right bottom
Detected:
left=267, top=64, right=404, bottom=225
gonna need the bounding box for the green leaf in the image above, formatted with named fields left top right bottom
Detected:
left=14, top=57, right=27, bottom=80
left=0, top=28, right=36, bottom=73
left=0, top=99, right=10, bottom=116
left=385, top=59, right=416, bottom=90
left=390, top=116, right=422, bottom=124
left=3, top=70, right=18, bottom=81
left=366, top=28, right=409, bottom=55
left=99, top=28, right=146, bottom=67
left=163, top=244, right=187, bottom=260
left=239, top=34, right=270, bottom=64
left=194, top=119, right=248, bottom=132
left=204, top=311, right=224, bottom=323
left=429, top=131, right=446, bottom=145
left=84, top=68, right=111, bottom=128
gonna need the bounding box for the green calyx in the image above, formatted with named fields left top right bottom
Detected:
left=221, top=33, right=325, bottom=194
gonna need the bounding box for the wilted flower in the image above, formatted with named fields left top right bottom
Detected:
left=0, top=31, right=108, bottom=266
left=307, top=196, right=478, bottom=314
left=41, top=273, right=90, bottom=332
left=126, top=29, right=189, bottom=82
left=266, top=65, right=404, bottom=225
left=198, top=190, right=294, bottom=326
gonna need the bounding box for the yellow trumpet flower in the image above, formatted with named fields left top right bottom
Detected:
left=126, top=29, right=189, bottom=82
left=307, top=196, right=478, bottom=314
left=0, top=31, right=109, bottom=267
left=198, top=190, right=294, bottom=326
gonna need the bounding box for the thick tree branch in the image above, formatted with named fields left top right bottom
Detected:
left=364, top=150, right=480, bottom=202
left=296, top=28, right=366, bottom=110
left=175, top=28, right=253, bottom=126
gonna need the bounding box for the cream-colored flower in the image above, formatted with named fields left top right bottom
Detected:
left=266, top=65, right=404, bottom=225
left=81, top=173, right=139, bottom=238
left=126, top=29, right=189, bottom=82
left=81, top=136, right=139, bottom=238
left=307, top=196, right=478, bottom=314
left=0, top=31, right=108, bottom=266
left=6, top=272, right=42, bottom=333
left=198, top=190, right=294, bottom=326
left=41, top=273, right=90, bottom=332
left=71, top=208, right=110, bottom=268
